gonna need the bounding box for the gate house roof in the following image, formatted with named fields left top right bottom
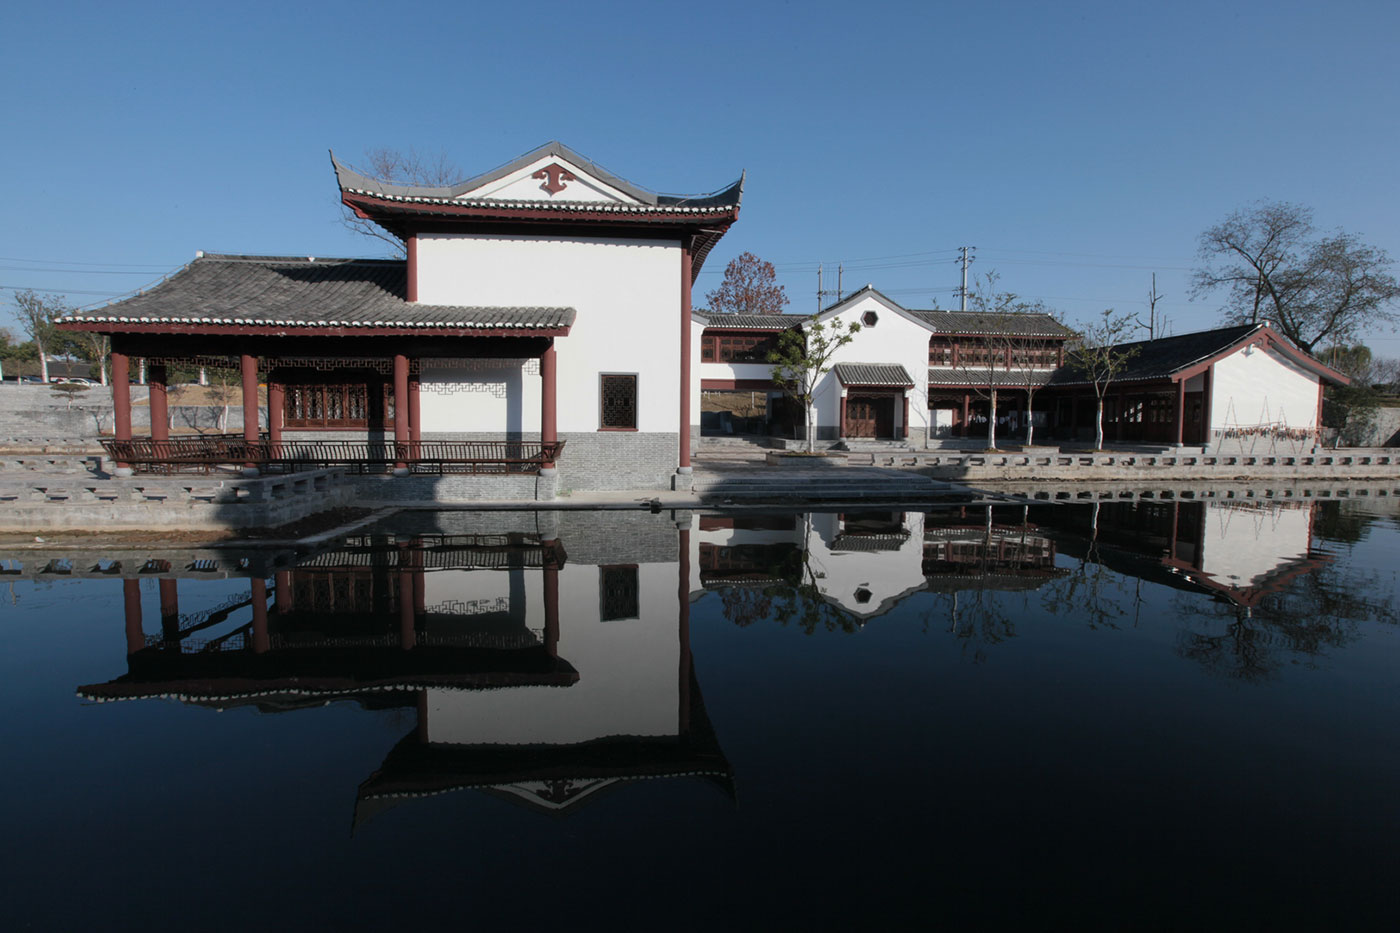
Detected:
left=58, top=254, right=575, bottom=336
left=833, top=363, right=915, bottom=387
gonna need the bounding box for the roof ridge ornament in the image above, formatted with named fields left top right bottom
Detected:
left=532, top=163, right=577, bottom=196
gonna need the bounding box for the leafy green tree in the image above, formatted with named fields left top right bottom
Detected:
left=768, top=314, right=860, bottom=452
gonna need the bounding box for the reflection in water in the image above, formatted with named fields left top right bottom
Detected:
left=79, top=519, right=734, bottom=823
left=72, top=497, right=1397, bottom=825
left=695, top=498, right=1398, bottom=677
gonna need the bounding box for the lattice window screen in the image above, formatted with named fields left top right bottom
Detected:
left=599, top=374, right=637, bottom=429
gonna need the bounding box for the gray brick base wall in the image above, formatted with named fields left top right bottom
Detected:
left=344, top=471, right=557, bottom=503
left=554, top=431, right=678, bottom=492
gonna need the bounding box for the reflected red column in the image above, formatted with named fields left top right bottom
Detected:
left=250, top=577, right=270, bottom=653
left=123, top=579, right=144, bottom=655
left=274, top=570, right=292, bottom=613
left=543, top=552, right=560, bottom=657
left=678, top=523, right=691, bottom=735
left=148, top=363, right=169, bottom=448
left=158, top=578, right=179, bottom=641
left=398, top=569, right=416, bottom=650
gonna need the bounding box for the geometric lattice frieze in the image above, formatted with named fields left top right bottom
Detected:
left=426, top=597, right=512, bottom=616
left=419, top=357, right=540, bottom=375
left=421, top=379, right=508, bottom=398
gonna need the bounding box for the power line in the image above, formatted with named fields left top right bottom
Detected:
left=0, top=265, right=166, bottom=275
left=0, top=256, right=172, bottom=268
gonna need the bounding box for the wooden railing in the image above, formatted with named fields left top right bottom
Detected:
left=99, top=436, right=565, bottom=475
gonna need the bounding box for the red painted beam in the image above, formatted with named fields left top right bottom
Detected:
left=60, top=321, right=572, bottom=339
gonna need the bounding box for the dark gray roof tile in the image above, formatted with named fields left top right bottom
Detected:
left=60, top=255, right=575, bottom=331
left=833, top=363, right=914, bottom=387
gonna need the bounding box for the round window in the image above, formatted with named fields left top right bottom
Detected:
left=862, top=311, right=879, bottom=327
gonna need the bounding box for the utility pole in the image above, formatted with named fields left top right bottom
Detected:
left=816, top=263, right=844, bottom=312
left=956, top=246, right=976, bottom=312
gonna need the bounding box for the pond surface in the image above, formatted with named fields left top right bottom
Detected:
left=3, top=499, right=1399, bottom=929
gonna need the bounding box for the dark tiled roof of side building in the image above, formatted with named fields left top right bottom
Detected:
left=693, top=312, right=802, bottom=330
left=910, top=310, right=1075, bottom=338
left=1049, top=324, right=1261, bottom=384
left=60, top=254, right=575, bottom=331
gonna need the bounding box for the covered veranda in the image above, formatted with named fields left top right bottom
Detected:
left=58, top=254, right=574, bottom=476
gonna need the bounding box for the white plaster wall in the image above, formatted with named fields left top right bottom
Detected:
left=1198, top=503, right=1312, bottom=589
left=417, top=234, right=682, bottom=434
left=1210, top=344, right=1320, bottom=431
left=689, top=318, right=705, bottom=430
left=419, top=363, right=540, bottom=433
left=813, top=296, right=933, bottom=434
left=424, top=561, right=680, bottom=746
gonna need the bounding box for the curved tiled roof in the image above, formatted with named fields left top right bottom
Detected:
left=59, top=254, right=575, bottom=332
left=833, top=363, right=915, bottom=387
left=332, top=140, right=744, bottom=211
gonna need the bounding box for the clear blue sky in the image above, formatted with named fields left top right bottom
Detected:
left=3, top=0, right=1398, bottom=348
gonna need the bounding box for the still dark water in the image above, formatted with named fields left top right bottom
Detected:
left=3, top=499, right=1399, bottom=930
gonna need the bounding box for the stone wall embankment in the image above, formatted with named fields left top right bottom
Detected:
left=0, top=469, right=350, bottom=532
left=911, top=448, right=1400, bottom=483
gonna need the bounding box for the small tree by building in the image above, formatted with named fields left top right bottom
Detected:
left=12, top=289, right=67, bottom=384
left=49, top=381, right=90, bottom=410
left=1067, top=310, right=1139, bottom=450
left=342, top=147, right=462, bottom=255
left=768, top=315, right=860, bottom=453
left=705, top=251, right=789, bottom=315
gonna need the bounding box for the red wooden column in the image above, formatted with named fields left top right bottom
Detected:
left=393, top=354, right=409, bottom=475
left=902, top=394, right=910, bottom=440
left=679, top=245, right=693, bottom=472
left=240, top=353, right=259, bottom=474
left=1202, top=366, right=1215, bottom=449
left=839, top=394, right=848, bottom=438
left=961, top=394, right=971, bottom=437
left=111, top=351, right=132, bottom=474
left=408, top=376, right=422, bottom=458
left=1174, top=379, right=1186, bottom=446
left=541, top=344, right=558, bottom=468
left=250, top=577, right=270, bottom=653
left=148, top=363, right=169, bottom=449
left=123, top=578, right=144, bottom=654
left=267, top=381, right=284, bottom=446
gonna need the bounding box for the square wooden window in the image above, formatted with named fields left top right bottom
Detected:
left=600, top=373, right=637, bottom=430
left=599, top=565, right=639, bottom=621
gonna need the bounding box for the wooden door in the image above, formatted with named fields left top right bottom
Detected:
left=847, top=396, right=894, bottom=438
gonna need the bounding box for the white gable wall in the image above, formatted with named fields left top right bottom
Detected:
left=1210, top=343, right=1320, bottom=432
left=813, top=295, right=931, bottom=436
left=416, top=233, right=681, bottom=435
left=462, top=156, right=640, bottom=203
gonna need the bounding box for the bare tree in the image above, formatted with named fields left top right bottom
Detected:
left=952, top=272, right=1060, bottom=449
left=341, top=147, right=462, bottom=255
left=1192, top=201, right=1400, bottom=353
left=11, top=289, right=67, bottom=383
left=76, top=331, right=110, bottom=386
left=1137, top=273, right=1167, bottom=340
left=1067, top=310, right=1139, bottom=449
